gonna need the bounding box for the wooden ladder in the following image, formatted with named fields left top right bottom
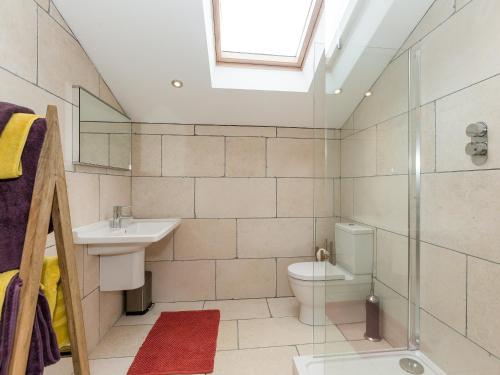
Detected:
left=7, top=105, right=90, bottom=375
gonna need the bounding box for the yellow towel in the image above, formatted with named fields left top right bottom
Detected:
left=0, top=113, right=40, bottom=179
left=0, top=257, right=70, bottom=351
left=40, top=256, right=70, bottom=351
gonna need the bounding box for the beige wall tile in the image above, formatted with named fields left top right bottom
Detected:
left=313, top=178, right=334, bottom=217
left=0, top=0, right=37, bottom=82
left=195, top=178, right=275, bottom=218
left=146, top=260, right=215, bottom=302
left=420, top=0, right=500, bottom=103
left=99, top=291, right=123, bottom=339
left=74, top=244, right=84, bottom=297
left=84, top=247, right=99, bottom=297
left=225, top=137, right=266, bottom=177
left=174, top=219, right=236, bottom=260
left=66, top=172, right=100, bottom=227
left=353, top=54, right=408, bottom=130
left=315, top=139, right=341, bottom=178
left=455, top=0, right=472, bottom=10
left=276, top=128, right=324, bottom=139
left=421, top=242, right=466, bottom=333
left=353, top=175, right=408, bottom=235
left=267, top=138, right=314, bottom=177
left=99, top=77, right=122, bottom=112
left=333, top=179, right=341, bottom=217
left=132, top=134, right=161, bottom=176
left=34, top=0, right=49, bottom=10
left=341, top=128, right=376, bottom=178
left=145, top=232, right=173, bottom=261
left=376, top=230, right=408, bottom=298
left=340, top=178, right=353, bottom=219
left=315, top=217, right=338, bottom=250
left=38, top=10, right=99, bottom=102
left=398, top=0, right=455, bottom=53
left=132, top=177, right=194, bottom=218
left=421, top=170, right=500, bottom=263
left=375, top=280, right=407, bottom=348
left=421, top=310, right=500, bottom=375
left=237, top=218, right=314, bottom=258
left=277, top=178, right=313, bottom=217
left=421, top=102, right=436, bottom=173
left=467, top=258, right=500, bottom=357
left=82, top=289, right=100, bottom=351
left=376, top=113, right=408, bottom=175
left=132, top=123, right=194, bottom=135
left=436, top=74, right=500, bottom=172
left=99, top=175, right=131, bottom=220
left=276, top=257, right=313, bottom=297
left=216, top=259, right=276, bottom=299
left=0, top=60, right=74, bottom=168
left=195, top=125, right=275, bottom=137
left=340, top=115, right=354, bottom=139
left=162, top=135, right=224, bottom=177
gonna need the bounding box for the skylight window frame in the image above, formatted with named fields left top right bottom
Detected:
left=212, top=0, right=323, bottom=69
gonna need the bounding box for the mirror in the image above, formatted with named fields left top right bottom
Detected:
left=73, top=87, right=131, bottom=170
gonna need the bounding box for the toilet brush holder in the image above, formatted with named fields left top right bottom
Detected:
left=364, top=284, right=382, bottom=342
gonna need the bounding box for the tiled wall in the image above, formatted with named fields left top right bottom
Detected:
left=132, top=124, right=341, bottom=301
left=341, top=0, right=500, bottom=373
left=0, top=0, right=130, bottom=352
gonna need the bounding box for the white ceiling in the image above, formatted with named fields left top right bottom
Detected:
left=53, top=0, right=315, bottom=127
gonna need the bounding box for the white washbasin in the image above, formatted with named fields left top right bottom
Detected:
left=72, top=218, right=181, bottom=291
left=73, top=218, right=180, bottom=246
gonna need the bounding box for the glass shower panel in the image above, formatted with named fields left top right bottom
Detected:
left=312, top=41, right=414, bottom=365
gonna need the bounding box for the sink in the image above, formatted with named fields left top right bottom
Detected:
left=73, top=219, right=181, bottom=291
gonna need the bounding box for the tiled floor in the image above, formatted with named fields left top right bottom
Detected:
left=46, top=297, right=393, bottom=375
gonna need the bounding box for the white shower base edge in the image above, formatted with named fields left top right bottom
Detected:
left=294, top=350, right=446, bottom=375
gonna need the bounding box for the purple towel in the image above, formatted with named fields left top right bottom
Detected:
left=0, top=102, right=60, bottom=373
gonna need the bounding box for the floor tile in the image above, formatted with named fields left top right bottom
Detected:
left=45, top=357, right=73, bottom=375
left=325, top=323, right=348, bottom=342
left=218, top=320, right=238, bottom=351
left=204, top=299, right=270, bottom=320
left=89, top=325, right=151, bottom=359
left=212, top=346, right=298, bottom=375
left=267, top=297, right=299, bottom=318
left=89, top=357, right=134, bottom=375
left=238, top=317, right=313, bottom=349
left=349, top=338, right=393, bottom=352
left=337, top=322, right=366, bottom=340
left=116, top=301, right=204, bottom=326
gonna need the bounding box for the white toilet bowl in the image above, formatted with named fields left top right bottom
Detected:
left=288, top=261, right=371, bottom=325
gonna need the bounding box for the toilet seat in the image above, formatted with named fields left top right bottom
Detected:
left=288, top=262, right=349, bottom=281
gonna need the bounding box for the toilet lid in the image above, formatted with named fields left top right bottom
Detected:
left=288, top=262, right=347, bottom=281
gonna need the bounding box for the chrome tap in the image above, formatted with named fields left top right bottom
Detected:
left=111, top=206, right=132, bottom=229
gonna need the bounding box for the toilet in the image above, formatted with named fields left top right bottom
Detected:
left=288, top=223, right=374, bottom=325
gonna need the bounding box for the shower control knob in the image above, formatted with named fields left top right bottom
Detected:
left=465, top=142, right=487, bottom=156
left=466, top=122, right=487, bottom=137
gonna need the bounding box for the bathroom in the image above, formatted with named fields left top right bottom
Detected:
left=0, top=0, right=499, bottom=374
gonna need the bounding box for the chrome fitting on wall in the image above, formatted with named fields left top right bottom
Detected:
left=465, top=122, right=488, bottom=166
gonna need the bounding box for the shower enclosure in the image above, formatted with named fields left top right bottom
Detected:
left=303, top=38, right=445, bottom=375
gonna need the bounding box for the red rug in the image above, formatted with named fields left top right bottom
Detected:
left=128, top=310, right=220, bottom=375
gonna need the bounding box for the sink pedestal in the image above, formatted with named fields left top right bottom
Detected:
left=89, top=244, right=145, bottom=291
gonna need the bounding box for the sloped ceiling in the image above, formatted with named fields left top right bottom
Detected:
left=53, top=0, right=314, bottom=127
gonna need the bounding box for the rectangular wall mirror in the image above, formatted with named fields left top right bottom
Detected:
left=73, top=87, right=131, bottom=170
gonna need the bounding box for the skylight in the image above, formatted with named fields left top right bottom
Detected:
left=213, top=0, right=323, bottom=68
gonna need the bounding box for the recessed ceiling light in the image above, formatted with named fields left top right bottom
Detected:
left=171, top=80, right=183, bottom=88
left=364, top=91, right=372, bottom=97
left=334, top=88, right=342, bottom=95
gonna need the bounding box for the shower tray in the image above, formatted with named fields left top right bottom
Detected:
left=294, top=350, right=446, bottom=375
